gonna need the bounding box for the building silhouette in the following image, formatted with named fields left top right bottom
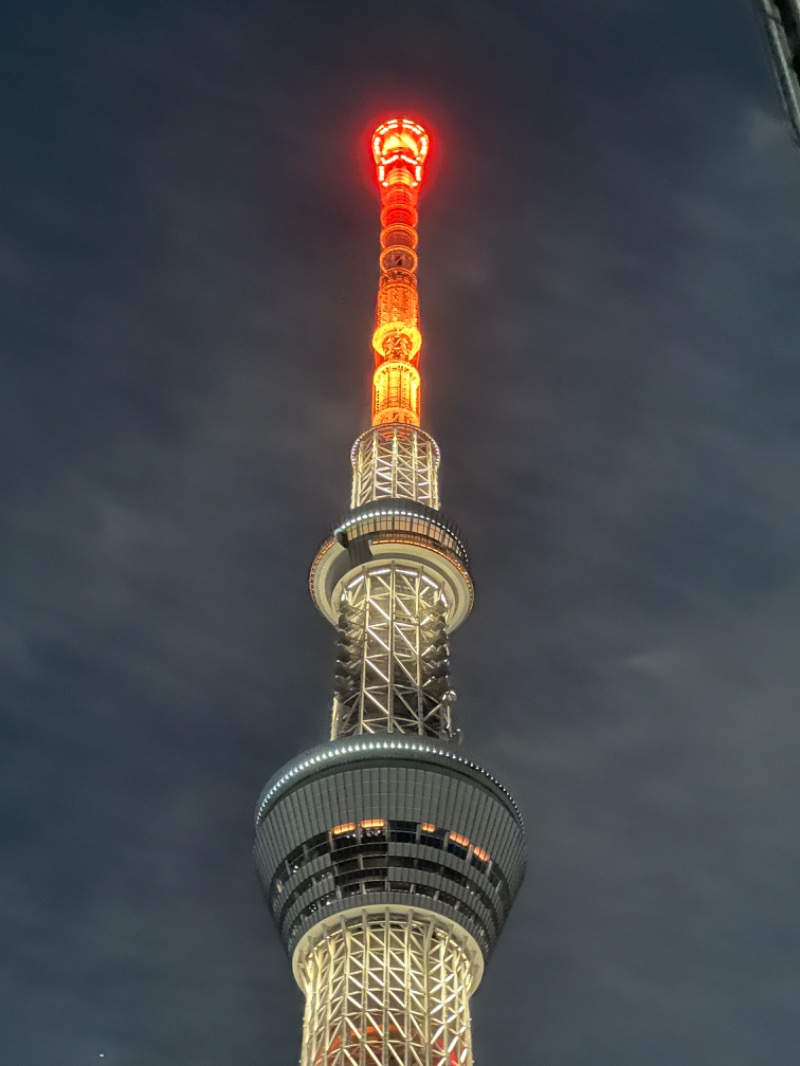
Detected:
left=755, top=0, right=800, bottom=143
left=254, top=118, right=526, bottom=1066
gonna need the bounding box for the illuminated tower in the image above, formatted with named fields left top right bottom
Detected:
left=254, top=118, right=526, bottom=1066
left=755, top=0, right=800, bottom=144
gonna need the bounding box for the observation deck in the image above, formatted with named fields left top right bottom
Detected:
left=254, top=735, right=526, bottom=965
left=310, top=498, right=474, bottom=631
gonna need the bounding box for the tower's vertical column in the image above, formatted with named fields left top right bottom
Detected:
left=297, top=911, right=477, bottom=1066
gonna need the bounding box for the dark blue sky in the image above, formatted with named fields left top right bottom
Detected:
left=3, top=2, right=800, bottom=1064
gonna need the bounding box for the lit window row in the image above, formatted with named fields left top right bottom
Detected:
left=271, top=818, right=510, bottom=912
left=329, top=821, right=490, bottom=865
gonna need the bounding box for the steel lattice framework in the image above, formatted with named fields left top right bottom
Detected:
left=332, top=565, right=452, bottom=740
left=254, top=118, right=526, bottom=1066
left=351, top=425, right=441, bottom=509
left=297, top=910, right=476, bottom=1066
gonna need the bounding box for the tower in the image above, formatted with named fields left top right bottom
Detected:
left=254, top=118, right=526, bottom=1066
left=755, top=0, right=800, bottom=144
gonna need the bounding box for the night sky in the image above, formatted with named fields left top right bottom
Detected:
left=3, top=2, right=800, bottom=1064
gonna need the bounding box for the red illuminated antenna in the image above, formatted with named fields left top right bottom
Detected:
left=370, top=118, right=430, bottom=427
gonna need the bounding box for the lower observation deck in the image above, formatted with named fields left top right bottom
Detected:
left=254, top=735, right=525, bottom=963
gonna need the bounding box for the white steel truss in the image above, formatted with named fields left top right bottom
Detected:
left=331, top=565, right=452, bottom=740
left=297, top=910, right=476, bottom=1066
left=351, top=425, right=441, bottom=509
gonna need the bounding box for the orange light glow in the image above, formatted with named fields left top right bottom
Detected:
left=360, top=818, right=386, bottom=830
left=369, top=117, right=429, bottom=428
left=420, top=823, right=436, bottom=833
left=449, top=832, right=470, bottom=848
left=331, top=823, right=356, bottom=836
left=321, top=1025, right=458, bottom=1066
left=473, top=846, right=490, bottom=863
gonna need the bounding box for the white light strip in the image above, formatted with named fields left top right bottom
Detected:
left=336, top=507, right=468, bottom=559
left=255, top=738, right=523, bottom=827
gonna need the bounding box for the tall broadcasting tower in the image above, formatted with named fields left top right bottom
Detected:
left=254, top=118, right=526, bottom=1066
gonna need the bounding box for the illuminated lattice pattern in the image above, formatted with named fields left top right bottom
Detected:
left=351, top=425, right=440, bottom=509
left=297, top=910, right=476, bottom=1066
left=332, top=565, right=452, bottom=740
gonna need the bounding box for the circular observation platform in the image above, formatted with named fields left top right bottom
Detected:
left=254, top=735, right=526, bottom=963
left=309, top=499, right=474, bottom=631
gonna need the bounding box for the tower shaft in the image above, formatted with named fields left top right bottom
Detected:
left=297, top=910, right=476, bottom=1066
left=331, top=563, right=452, bottom=740
left=333, top=121, right=451, bottom=743
left=350, top=425, right=440, bottom=510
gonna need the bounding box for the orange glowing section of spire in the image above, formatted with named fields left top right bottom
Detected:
left=370, top=119, right=429, bottom=428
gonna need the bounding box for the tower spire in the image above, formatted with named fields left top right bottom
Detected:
left=370, top=118, right=429, bottom=427
left=254, top=116, right=526, bottom=1066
